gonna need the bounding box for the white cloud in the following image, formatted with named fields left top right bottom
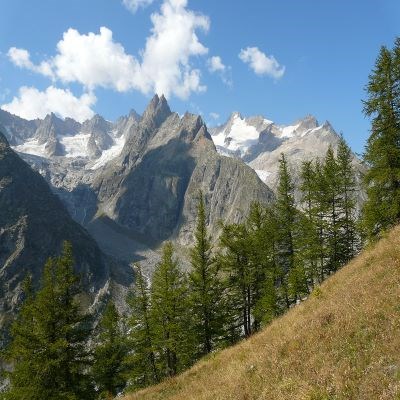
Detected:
left=239, top=46, right=285, bottom=79
left=1, top=86, right=96, bottom=122
left=8, top=47, right=54, bottom=78
left=139, top=0, right=209, bottom=98
left=7, top=0, right=210, bottom=99
left=209, top=112, right=220, bottom=120
left=207, top=55, right=232, bottom=86
left=207, top=56, right=225, bottom=73
left=122, top=0, right=155, bottom=13
left=52, top=27, right=140, bottom=91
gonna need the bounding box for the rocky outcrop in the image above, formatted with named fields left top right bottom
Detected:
left=0, top=131, right=119, bottom=331
left=0, top=109, right=39, bottom=145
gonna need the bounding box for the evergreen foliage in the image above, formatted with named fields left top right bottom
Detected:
left=362, top=39, right=400, bottom=238
left=150, top=243, right=194, bottom=378
left=188, top=193, right=224, bottom=356
left=125, top=264, right=159, bottom=389
left=92, top=301, right=127, bottom=399
left=3, top=242, right=94, bottom=400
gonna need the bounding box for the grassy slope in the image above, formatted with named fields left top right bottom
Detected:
left=125, top=227, right=400, bottom=400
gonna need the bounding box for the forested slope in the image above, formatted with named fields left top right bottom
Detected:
left=125, top=226, right=400, bottom=400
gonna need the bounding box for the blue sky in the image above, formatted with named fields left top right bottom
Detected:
left=0, top=0, right=399, bottom=153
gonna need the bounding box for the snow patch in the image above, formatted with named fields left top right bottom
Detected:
left=212, top=130, right=226, bottom=147
left=90, top=134, right=126, bottom=170
left=228, top=115, right=260, bottom=150
left=60, top=133, right=91, bottom=158
left=280, top=124, right=299, bottom=138
left=13, top=139, right=48, bottom=157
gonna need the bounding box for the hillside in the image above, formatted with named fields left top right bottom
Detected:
left=124, top=226, right=400, bottom=400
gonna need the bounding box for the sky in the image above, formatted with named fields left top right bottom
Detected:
left=0, top=0, right=399, bottom=154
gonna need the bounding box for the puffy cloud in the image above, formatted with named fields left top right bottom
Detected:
left=8, top=47, right=54, bottom=78
left=207, top=56, right=226, bottom=73
left=239, top=46, right=285, bottom=79
left=1, top=86, right=96, bottom=122
left=7, top=0, right=210, bottom=99
left=122, top=0, right=155, bottom=13
left=138, top=0, right=209, bottom=98
left=207, top=55, right=232, bottom=86
left=52, top=27, right=140, bottom=91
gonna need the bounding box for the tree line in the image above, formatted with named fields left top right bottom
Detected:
left=3, top=36, right=400, bottom=399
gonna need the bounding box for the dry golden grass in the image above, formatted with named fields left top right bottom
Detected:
left=124, top=227, right=400, bottom=400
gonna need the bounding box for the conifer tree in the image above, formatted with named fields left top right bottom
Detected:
left=336, top=136, right=358, bottom=262
left=219, top=222, right=253, bottom=337
left=299, top=160, right=321, bottom=284
left=252, top=205, right=281, bottom=325
left=4, top=242, right=94, bottom=400
left=126, top=263, right=159, bottom=389
left=151, top=243, right=193, bottom=378
left=275, top=153, right=300, bottom=305
left=93, top=301, right=127, bottom=399
left=323, top=146, right=342, bottom=273
left=362, top=40, right=400, bottom=238
left=188, top=193, right=224, bottom=356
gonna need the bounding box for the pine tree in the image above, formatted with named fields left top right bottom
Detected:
left=362, top=40, right=400, bottom=238
left=188, top=193, right=224, bottom=356
left=150, top=243, right=193, bottom=378
left=252, top=205, right=281, bottom=325
left=125, top=263, right=159, bottom=389
left=323, top=146, right=342, bottom=273
left=275, top=153, right=299, bottom=306
left=336, top=136, right=358, bottom=262
left=218, top=222, right=253, bottom=337
left=299, top=160, right=321, bottom=285
left=93, top=301, right=127, bottom=399
left=4, top=242, right=94, bottom=400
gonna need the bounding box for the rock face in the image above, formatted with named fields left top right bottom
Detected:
left=210, top=113, right=366, bottom=204
left=0, top=96, right=274, bottom=274
left=0, top=131, right=119, bottom=332
left=0, top=109, right=39, bottom=145
left=93, top=95, right=274, bottom=247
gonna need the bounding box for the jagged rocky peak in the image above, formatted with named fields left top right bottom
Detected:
left=141, top=94, right=172, bottom=128
left=0, top=109, right=39, bottom=144
left=81, top=114, right=112, bottom=134
left=128, top=109, right=140, bottom=121
left=180, top=112, right=207, bottom=140
left=321, top=120, right=336, bottom=134
left=35, top=112, right=81, bottom=147
left=294, top=114, right=319, bottom=133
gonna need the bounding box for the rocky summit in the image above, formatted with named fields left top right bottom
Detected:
left=210, top=112, right=364, bottom=193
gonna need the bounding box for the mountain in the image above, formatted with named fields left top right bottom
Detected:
left=92, top=95, right=273, bottom=248
left=210, top=113, right=365, bottom=198
left=0, top=131, right=127, bottom=336
left=0, top=96, right=273, bottom=271
left=123, top=224, right=400, bottom=400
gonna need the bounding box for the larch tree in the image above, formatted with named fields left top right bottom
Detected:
left=362, top=40, right=400, bottom=238
left=188, top=193, right=224, bottom=356
left=93, top=301, right=127, bottom=399
left=126, top=263, right=159, bottom=389
left=4, top=242, right=94, bottom=400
